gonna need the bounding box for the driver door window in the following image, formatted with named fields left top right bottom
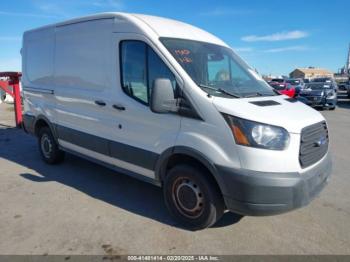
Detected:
left=120, top=41, right=148, bottom=104
left=120, top=40, right=177, bottom=105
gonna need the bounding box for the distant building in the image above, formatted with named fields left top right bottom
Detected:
left=289, top=67, right=334, bottom=79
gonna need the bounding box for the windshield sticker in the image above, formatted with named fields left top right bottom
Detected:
left=175, top=49, right=190, bottom=55
left=178, top=57, right=192, bottom=63
left=174, top=49, right=192, bottom=63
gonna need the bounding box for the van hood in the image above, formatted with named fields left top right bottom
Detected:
left=212, top=95, right=325, bottom=133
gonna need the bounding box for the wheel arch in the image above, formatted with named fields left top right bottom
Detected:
left=155, top=146, right=229, bottom=197
left=34, top=115, right=58, bottom=142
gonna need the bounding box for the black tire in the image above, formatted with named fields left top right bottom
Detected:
left=329, top=106, right=336, bottom=110
left=38, top=126, right=65, bottom=164
left=163, top=164, right=224, bottom=230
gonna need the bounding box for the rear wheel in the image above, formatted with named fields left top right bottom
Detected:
left=163, top=164, right=224, bottom=230
left=38, top=126, right=65, bottom=164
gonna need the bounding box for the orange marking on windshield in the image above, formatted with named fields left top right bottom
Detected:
left=175, top=49, right=190, bottom=55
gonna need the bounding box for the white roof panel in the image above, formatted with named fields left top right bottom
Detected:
left=131, top=14, right=228, bottom=46
left=24, top=12, right=228, bottom=47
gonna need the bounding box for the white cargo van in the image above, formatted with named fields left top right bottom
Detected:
left=22, top=13, right=332, bottom=229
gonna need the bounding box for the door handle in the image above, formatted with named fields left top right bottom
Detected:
left=95, top=100, right=106, bottom=106
left=113, top=104, right=126, bottom=111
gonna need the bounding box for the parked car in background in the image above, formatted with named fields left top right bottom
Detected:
left=270, top=78, right=285, bottom=84
left=312, top=77, right=333, bottom=82
left=337, top=80, right=348, bottom=90
left=269, top=79, right=296, bottom=97
left=286, top=78, right=304, bottom=88
left=286, top=78, right=304, bottom=96
left=299, top=82, right=337, bottom=110
left=312, top=77, right=338, bottom=91
left=346, top=79, right=350, bottom=98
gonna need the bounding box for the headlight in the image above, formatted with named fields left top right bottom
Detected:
left=327, top=91, right=336, bottom=99
left=222, top=114, right=290, bottom=150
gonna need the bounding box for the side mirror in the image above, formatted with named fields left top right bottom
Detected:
left=150, top=78, right=177, bottom=113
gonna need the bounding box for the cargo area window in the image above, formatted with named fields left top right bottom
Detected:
left=120, top=40, right=177, bottom=105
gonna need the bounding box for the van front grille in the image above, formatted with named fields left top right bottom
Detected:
left=299, top=121, right=328, bottom=168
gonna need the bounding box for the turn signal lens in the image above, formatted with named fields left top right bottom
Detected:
left=231, top=125, right=250, bottom=146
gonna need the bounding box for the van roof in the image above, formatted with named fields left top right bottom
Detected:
left=24, top=12, right=228, bottom=47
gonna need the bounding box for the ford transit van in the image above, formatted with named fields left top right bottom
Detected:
left=22, top=13, right=332, bottom=229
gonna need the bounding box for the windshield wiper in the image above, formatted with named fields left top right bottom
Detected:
left=198, top=84, right=217, bottom=91
left=218, top=88, right=241, bottom=98
left=198, top=84, right=241, bottom=98
left=243, top=92, right=275, bottom=98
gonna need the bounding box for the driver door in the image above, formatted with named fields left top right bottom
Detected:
left=107, top=33, right=182, bottom=178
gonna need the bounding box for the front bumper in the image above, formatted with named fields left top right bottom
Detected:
left=218, top=152, right=332, bottom=216
left=300, top=95, right=336, bottom=108
left=325, top=97, right=337, bottom=108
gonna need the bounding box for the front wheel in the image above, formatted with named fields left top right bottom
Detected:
left=163, top=164, right=224, bottom=230
left=38, top=127, right=65, bottom=164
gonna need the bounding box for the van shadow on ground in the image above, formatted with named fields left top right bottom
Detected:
left=0, top=125, right=242, bottom=230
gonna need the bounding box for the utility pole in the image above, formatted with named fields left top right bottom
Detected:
left=346, top=43, right=350, bottom=75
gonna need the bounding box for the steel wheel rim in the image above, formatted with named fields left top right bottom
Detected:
left=172, top=177, right=204, bottom=219
left=41, top=134, right=52, bottom=159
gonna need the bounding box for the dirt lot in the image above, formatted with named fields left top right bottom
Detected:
left=1, top=92, right=350, bottom=255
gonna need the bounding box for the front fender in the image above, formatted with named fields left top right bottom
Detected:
left=155, top=131, right=241, bottom=197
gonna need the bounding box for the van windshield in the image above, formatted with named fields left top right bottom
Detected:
left=160, top=38, right=276, bottom=98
